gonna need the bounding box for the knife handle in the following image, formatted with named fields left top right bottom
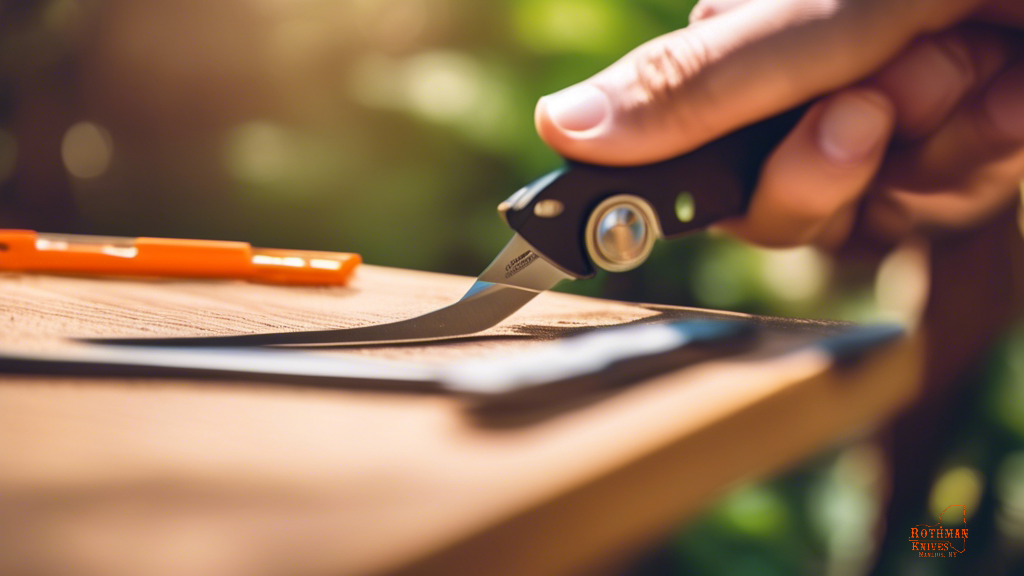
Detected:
left=499, top=104, right=811, bottom=278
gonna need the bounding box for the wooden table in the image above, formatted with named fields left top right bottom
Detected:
left=0, top=266, right=922, bottom=576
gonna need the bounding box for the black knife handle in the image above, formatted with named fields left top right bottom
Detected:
left=500, top=104, right=810, bottom=278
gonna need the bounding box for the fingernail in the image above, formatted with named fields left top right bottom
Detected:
left=817, top=92, right=892, bottom=164
left=985, top=66, right=1024, bottom=141
left=542, top=85, right=611, bottom=134
left=690, top=0, right=749, bottom=23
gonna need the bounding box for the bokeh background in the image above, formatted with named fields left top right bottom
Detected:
left=2, top=0, right=1023, bottom=574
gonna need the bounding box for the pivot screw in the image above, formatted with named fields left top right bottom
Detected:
left=585, top=195, right=659, bottom=272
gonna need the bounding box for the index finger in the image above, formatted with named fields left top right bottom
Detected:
left=535, top=0, right=982, bottom=165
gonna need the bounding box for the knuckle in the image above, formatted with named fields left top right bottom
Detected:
left=634, top=34, right=708, bottom=104
left=777, top=197, right=837, bottom=231
left=929, top=33, right=978, bottom=88
left=628, top=32, right=714, bottom=130
left=763, top=175, right=854, bottom=231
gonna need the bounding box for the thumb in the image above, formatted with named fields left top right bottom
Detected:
left=535, top=0, right=979, bottom=166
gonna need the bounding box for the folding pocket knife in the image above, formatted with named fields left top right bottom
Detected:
left=97, top=106, right=807, bottom=347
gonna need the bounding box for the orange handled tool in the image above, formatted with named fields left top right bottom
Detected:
left=0, top=230, right=360, bottom=285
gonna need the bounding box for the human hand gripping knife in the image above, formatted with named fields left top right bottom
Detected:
left=93, top=106, right=809, bottom=347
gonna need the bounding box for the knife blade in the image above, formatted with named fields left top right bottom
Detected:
left=90, top=104, right=809, bottom=347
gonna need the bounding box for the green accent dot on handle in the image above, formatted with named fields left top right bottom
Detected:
left=675, top=192, right=696, bottom=222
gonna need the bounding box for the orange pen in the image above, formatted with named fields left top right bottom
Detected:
left=0, top=229, right=360, bottom=286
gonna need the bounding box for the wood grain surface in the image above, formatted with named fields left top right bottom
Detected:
left=0, top=266, right=923, bottom=576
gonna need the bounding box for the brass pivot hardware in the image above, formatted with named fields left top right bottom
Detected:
left=584, top=195, right=661, bottom=273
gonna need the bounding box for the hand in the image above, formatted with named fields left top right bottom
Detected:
left=534, top=0, right=1024, bottom=248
